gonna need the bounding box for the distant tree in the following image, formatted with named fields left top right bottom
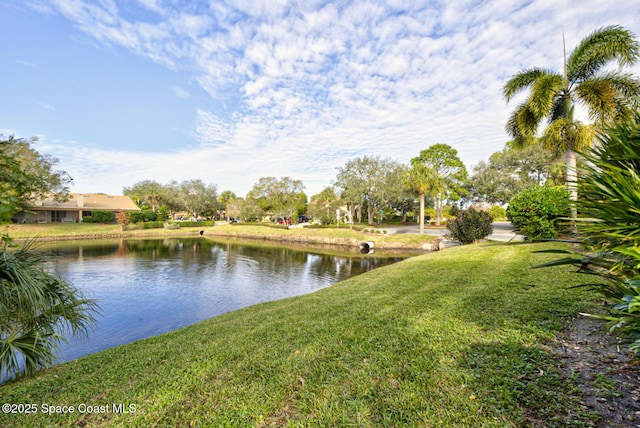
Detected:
left=0, top=136, right=72, bottom=223
left=246, top=177, right=306, bottom=222
left=160, top=181, right=183, bottom=218
left=217, top=190, right=237, bottom=220
left=468, top=141, right=559, bottom=204
left=226, top=198, right=244, bottom=222
left=411, top=144, right=468, bottom=225
left=175, top=179, right=219, bottom=220
left=503, top=25, right=640, bottom=219
left=377, top=163, right=410, bottom=225
left=308, top=187, right=342, bottom=224
left=239, top=198, right=264, bottom=222
left=403, top=162, right=436, bottom=235
left=123, top=180, right=164, bottom=211
left=115, top=211, right=130, bottom=231
left=334, top=156, right=401, bottom=225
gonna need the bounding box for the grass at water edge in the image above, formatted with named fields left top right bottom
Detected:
left=0, top=242, right=600, bottom=427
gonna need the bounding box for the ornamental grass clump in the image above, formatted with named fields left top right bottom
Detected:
left=539, top=114, right=640, bottom=352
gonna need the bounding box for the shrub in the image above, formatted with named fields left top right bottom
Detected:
left=129, top=210, right=158, bottom=223
left=447, top=208, right=493, bottom=244
left=90, top=210, right=115, bottom=224
left=142, top=221, right=165, bottom=229
left=157, top=206, right=169, bottom=222
left=179, top=220, right=214, bottom=228
left=488, top=205, right=507, bottom=221
left=578, top=116, right=640, bottom=351
left=539, top=114, right=640, bottom=353
left=506, top=186, right=570, bottom=240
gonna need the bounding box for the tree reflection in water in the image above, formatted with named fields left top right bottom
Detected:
left=41, top=238, right=411, bottom=363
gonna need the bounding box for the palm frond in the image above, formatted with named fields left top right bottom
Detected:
left=568, top=25, right=640, bottom=82
left=0, top=328, right=56, bottom=377
left=541, top=119, right=594, bottom=153
left=506, top=102, right=541, bottom=140
left=529, top=73, right=564, bottom=118
left=0, top=237, right=99, bottom=379
left=575, top=72, right=640, bottom=124
left=503, top=67, right=551, bottom=101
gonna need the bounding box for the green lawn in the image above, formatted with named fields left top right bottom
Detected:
left=4, top=222, right=434, bottom=249
left=0, top=242, right=599, bottom=427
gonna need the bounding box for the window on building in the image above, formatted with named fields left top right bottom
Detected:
left=52, top=211, right=67, bottom=222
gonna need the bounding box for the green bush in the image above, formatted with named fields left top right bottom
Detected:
left=129, top=210, right=158, bottom=223
left=178, top=220, right=213, bottom=228
left=90, top=210, right=115, bottom=224
left=506, top=186, right=570, bottom=240
left=141, top=221, right=164, bottom=229
left=446, top=208, right=493, bottom=244
left=488, top=205, right=507, bottom=221
left=157, top=206, right=169, bottom=222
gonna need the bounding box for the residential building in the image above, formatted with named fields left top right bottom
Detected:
left=12, top=193, right=140, bottom=223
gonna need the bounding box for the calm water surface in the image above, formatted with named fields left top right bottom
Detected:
left=43, top=237, right=409, bottom=363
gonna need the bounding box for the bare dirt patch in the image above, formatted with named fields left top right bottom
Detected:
left=555, top=315, right=640, bottom=427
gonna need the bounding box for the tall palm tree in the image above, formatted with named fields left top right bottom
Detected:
left=503, top=25, right=640, bottom=219
left=403, top=162, right=436, bottom=235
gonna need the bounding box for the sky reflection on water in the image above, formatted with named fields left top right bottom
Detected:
left=42, top=237, right=407, bottom=363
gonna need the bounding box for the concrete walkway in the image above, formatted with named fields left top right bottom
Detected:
left=384, top=221, right=524, bottom=242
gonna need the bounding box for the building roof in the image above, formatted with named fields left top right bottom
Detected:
left=29, top=193, right=140, bottom=211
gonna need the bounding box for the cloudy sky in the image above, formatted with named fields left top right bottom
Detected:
left=1, top=1, right=639, bottom=197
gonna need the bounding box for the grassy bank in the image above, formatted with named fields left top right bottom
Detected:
left=0, top=242, right=599, bottom=427
left=3, top=223, right=434, bottom=249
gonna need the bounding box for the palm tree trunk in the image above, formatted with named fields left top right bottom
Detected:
left=566, top=147, right=578, bottom=221
left=563, top=93, right=578, bottom=226
left=419, top=192, right=425, bottom=235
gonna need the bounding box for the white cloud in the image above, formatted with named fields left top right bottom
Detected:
left=136, top=0, right=164, bottom=15
left=171, top=85, right=191, bottom=99
left=15, top=59, right=38, bottom=67
left=22, top=0, right=640, bottom=197
left=38, top=102, right=57, bottom=112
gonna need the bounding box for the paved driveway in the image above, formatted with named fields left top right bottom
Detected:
left=385, top=221, right=523, bottom=242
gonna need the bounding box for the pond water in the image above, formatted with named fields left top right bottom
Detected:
left=42, top=237, right=409, bottom=363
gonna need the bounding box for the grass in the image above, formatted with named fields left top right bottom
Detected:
left=3, top=222, right=435, bottom=249
left=0, top=241, right=600, bottom=427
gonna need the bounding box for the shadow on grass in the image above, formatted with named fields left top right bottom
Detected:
left=458, top=339, right=590, bottom=427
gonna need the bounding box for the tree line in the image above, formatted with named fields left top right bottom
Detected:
left=2, top=25, right=639, bottom=233
left=115, top=138, right=557, bottom=231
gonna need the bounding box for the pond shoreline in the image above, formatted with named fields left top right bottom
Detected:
left=0, top=242, right=606, bottom=427
left=5, top=223, right=436, bottom=250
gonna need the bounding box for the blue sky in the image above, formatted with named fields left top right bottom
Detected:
left=2, top=1, right=640, bottom=198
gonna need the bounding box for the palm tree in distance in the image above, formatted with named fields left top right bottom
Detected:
left=403, top=162, right=436, bottom=235
left=503, top=25, right=640, bottom=219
